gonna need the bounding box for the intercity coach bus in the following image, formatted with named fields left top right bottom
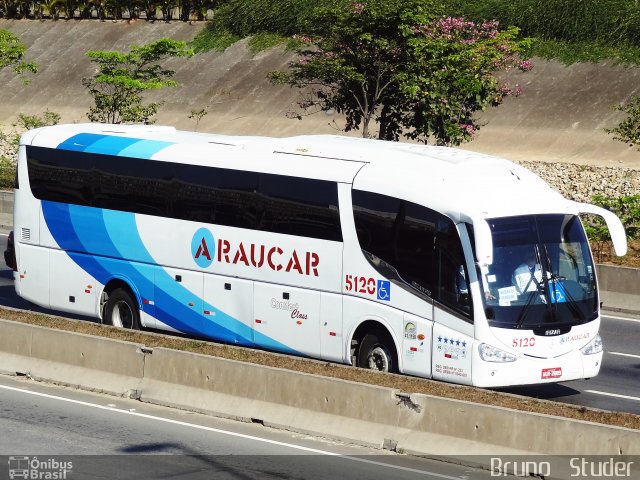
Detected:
left=10, top=123, right=627, bottom=387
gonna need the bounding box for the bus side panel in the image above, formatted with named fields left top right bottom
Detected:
left=153, top=266, right=204, bottom=338
left=254, top=283, right=320, bottom=357
left=320, top=292, right=344, bottom=362
left=152, top=265, right=256, bottom=345
left=402, top=312, right=433, bottom=377
left=203, top=274, right=254, bottom=347
left=136, top=215, right=343, bottom=294
left=49, top=249, right=99, bottom=316
left=14, top=243, right=50, bottom=308
left=14, top=144, right=42, bottom=248
left=432, top=320, right=473, bottom=385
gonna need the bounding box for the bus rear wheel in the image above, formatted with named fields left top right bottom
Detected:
left=357, top=329, right=397, bottom=373
left=104, top=288, right=140, bottom=330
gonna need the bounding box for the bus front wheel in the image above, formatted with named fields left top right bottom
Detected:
left=104, top=288, right=140, bottom=330
left=357, top=329, right=397, bottom=373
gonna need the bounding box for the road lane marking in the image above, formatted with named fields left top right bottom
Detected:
left=602, top=314, right=640, bottom=323
left=0, top=383, right=460, bottom=479
left=585, top=390, right=640, bottom=402
left=608, top=352, right=640, bottom=360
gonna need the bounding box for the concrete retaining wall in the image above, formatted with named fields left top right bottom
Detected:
left=1, top=19, right=640, bottom=170
left=1, top=318, right=639, bottom=463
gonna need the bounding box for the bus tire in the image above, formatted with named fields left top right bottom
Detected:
left=357, top=329, right=397, bottom=373
left=104, top=288, right=140, bottom=330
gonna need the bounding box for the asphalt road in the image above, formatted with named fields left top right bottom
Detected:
left=0, top=232, right=638, bottom=415
left=0, top=375, right=494, bottom=480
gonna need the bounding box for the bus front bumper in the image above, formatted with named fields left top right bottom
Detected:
left=471, top=348, right=602, bottom=388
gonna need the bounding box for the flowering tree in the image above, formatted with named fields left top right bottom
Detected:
left=270, top=0, right=532, bottom=145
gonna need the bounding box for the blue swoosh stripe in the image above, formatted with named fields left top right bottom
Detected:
left=57, top=133, right=107, bottom=151
left=83, top=136, right=141, bottom=155
left=119, top=140, right=174, bottom=158
left=57, top=133, right=173, bottom=159
left=43, top=202, right=112, bottom=284
left=49, top=131, right=299, bottom=353
left=43, top=202, right=299, bottom=355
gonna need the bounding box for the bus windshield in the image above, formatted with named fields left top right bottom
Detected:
left=480, top=214, right=598, bottom=329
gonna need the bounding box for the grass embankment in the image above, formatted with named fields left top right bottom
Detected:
left=2, top=306, right=639, bottom=431
left=444, top=0, right=640, bottom=65
left=193, top=0, right=640, bottom=65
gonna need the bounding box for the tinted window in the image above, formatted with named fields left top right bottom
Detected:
left=352, top=189, right=472, bottom=319
left=259, top=174, right=341, bottom=241
left=93, top=155, right=176, bottom=217
left=435, top=222, right=472, bottom=318
left=352, top=190, right=436, bottom=298
left=174, top=164, right=260, bottom=228
left=28, top=147, right=94, bottom=206
left=26, top=146, right=342, bottom=242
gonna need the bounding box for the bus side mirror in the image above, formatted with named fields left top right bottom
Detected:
left=472, top=217, right=493, bottom=266
left=572, top=201, right=628, bottom=257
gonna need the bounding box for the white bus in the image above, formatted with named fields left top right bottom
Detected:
left=10, top=123, right=627, bottom=387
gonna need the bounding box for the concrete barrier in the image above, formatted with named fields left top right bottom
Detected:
left=138, top=346, right=640, bottom=457
left=0, top=319, right=146, bottom=396
left=0, top=190, right=13, bottom=230
left=1, top=318, right=640, bottom=476
left=597, top=264, right=640, bottom=314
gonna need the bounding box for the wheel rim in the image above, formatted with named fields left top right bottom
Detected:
left=367, top=346, right=390, bottom=372
left=111, top=300, right=134, bottom=329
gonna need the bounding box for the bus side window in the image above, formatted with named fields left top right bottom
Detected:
left=435, top=221, right=473, bottom=320
left=352, top=190, right=436, bottom=299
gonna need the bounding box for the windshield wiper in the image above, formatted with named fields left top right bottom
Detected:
left=515, top=245, right=546, bottom=328
left=516, top=282, right=540, bottom=328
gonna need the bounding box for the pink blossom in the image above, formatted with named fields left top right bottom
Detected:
left=352, top=2, right=365, bottom=14
left=292, top=34, right=313, bottom=44
left=499, top=83, right=523, bottom=97
left=518, top=60, right=534, bottom=71
left=460, top=123, right=476, bottom=136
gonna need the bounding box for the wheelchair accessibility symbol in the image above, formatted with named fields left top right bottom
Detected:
left=377, top=280, right=391, bottom=301
left=550, top=282, right=566, bottom=303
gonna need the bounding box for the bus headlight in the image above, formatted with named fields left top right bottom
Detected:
left=478, top=343, right=517, bottom=363
left=580, top=334, right=603, bottom=355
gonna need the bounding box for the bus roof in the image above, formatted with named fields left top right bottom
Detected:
left=23, top=123, right=569, bottom=221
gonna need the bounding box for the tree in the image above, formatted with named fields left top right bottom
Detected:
left=0, top=29, right=37, bottom=82
left=605, top=95, right=640, bottom=150
left=82, top=38, right=193, bottom=124
left=270, top=0, right=532, bottom=145
left=188, top=107, right=208, bottom=130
